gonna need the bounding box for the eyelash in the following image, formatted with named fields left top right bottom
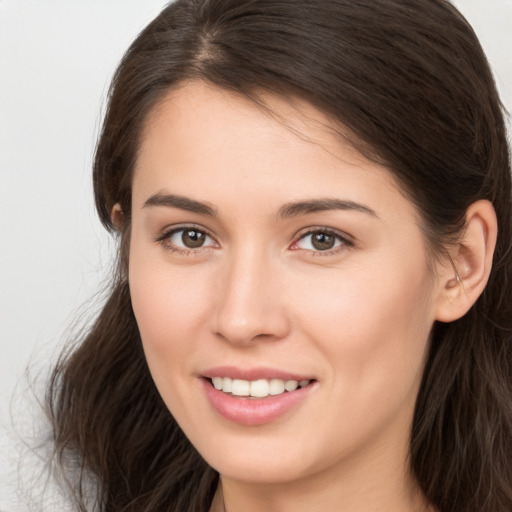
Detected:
left=155, top=225, right=217, bottom=255
left=291, top=227, right=354, bottom=257
left=155, top=225, right=354, bottom=257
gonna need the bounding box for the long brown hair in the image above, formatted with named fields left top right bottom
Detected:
left=47, top=1, right=512, bottom=510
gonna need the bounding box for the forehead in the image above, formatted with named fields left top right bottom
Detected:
left=139, top=81, right=368, bottom=169
left=132, top=81, right=417, bottom=224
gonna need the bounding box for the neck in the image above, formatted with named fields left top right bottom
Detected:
left=216, top=474, right=430, bottom=512
left=215, top=475, right=431, bottom=512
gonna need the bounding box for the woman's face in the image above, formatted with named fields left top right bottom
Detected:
left=129, top=82, right=445, bottom=486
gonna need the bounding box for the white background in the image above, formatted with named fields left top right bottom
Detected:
left=0, top=1, right=510, bottom=509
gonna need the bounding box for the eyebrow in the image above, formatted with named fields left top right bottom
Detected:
left=143, top=193, right=377, bottom=219
left=143, top=193, right=218, bottom=216
left=277, top=198, right=377, bottom=219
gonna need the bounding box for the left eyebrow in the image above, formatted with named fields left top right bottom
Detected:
left=142, top=193, right=218, bottom=216
left=277, top=198, right=378, bottom=219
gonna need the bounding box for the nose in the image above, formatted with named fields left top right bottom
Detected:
left=213, top=248, right=291, bottom=345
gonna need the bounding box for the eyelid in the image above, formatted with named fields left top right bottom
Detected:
left=154, top=223, right=354, bottom=256
left=155, top=223, right=218, bottom=252
left=289, top=226, right=354, bottom=254
left=294, top=225, right=354, bottom=242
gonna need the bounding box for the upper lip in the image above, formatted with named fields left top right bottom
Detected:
left=201, top=366, right=315, bottom=382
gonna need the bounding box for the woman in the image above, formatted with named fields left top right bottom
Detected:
left=47, top=0, right=512, bottom=511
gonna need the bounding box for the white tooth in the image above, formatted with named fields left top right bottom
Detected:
left=212, top=377, right=223, bottom=390
left=250, top=379, right=270, bottom=398
left=232, top=379, right=250, bottom=396
left=269, top=379, right=285, bottom=395
left=284, top=380, right=298, bottom=392
left=222, top=377, right=233, bottom=393
left=299, top=379, right=310, bottom=388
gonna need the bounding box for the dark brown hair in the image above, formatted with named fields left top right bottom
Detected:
left=47, top=1, right=512, bottom=511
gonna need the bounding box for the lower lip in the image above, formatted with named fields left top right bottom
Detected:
left=201, top=379, right=316, bottom=426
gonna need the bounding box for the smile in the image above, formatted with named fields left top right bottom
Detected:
left=210, top=377, right=311, bottom=397
left=201, top=370, right=317, bottom=425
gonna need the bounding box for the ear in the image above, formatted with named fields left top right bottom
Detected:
left=435, top=200, right=497, bottom=322
left=111, top=203, right=124, bottom=231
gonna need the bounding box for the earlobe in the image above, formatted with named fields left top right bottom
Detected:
left=111, top=203, right=124, bottom=231
left=435, top=200, right=497, bottom=323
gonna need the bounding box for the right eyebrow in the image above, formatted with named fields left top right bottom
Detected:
left=143, top=193, right=218, bottom=217
left=277, top=198, right=378, bottom=219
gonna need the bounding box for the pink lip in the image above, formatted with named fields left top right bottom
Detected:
left=202, top=366, right=314, bottom=382
left=200, top=368, right=317, bottom=426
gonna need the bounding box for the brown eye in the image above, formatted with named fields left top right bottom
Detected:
left=295, top=230, right=346, bottom=252
left=164, top=227, right=216, bottom=251
left=181, top=229, right=206, bottom=248
left=311, top=232, right=336, bottom=250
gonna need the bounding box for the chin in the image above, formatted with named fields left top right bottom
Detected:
left=209, top=455, right=308, bottom=484
left=192, top=429, right=327, bottom=485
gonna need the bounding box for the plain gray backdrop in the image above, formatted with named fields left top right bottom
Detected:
left=0, top=1, right=511, bottom=509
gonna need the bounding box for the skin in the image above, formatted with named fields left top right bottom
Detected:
left=124, top=81, right=495, bottom=512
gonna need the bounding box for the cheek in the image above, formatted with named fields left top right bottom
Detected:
left=291, top=254, right=434, bottom=394
left=128, top=255, right=221, bottom=433
left=128, top=248, right=214, bottom=373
